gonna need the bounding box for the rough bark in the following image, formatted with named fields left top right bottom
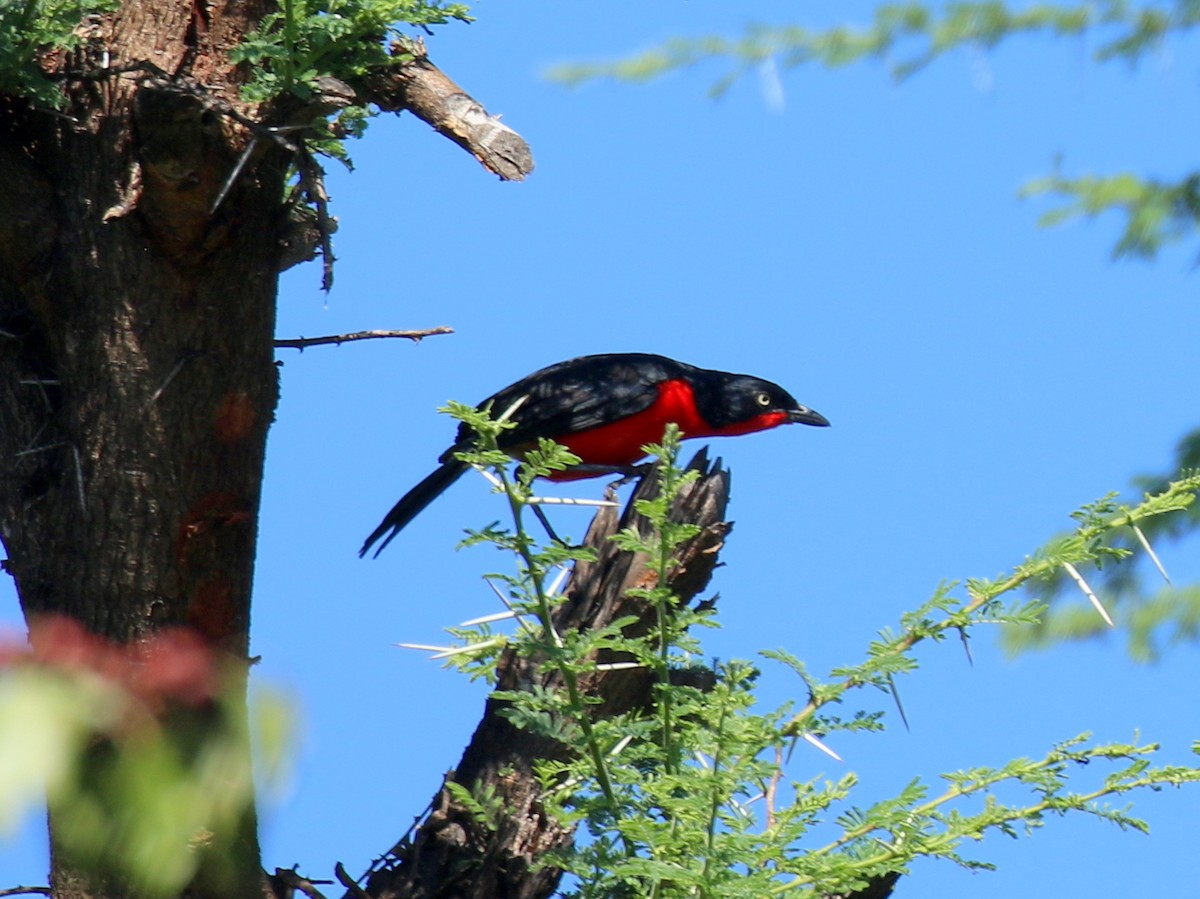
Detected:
left=0, top=3, right=536, bottom=898
left=357, top=451, right=731, bottom=899
left=0, top=3, right=283, bottom=895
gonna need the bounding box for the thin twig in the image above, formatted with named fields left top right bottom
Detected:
left=274, top=327, right=453, bottom=351
left=0, top=888, right=52, bottom=897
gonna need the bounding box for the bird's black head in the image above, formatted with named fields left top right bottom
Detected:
left=693, top=371, right=829, bottom=435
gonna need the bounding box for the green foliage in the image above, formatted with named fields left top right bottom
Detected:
left=1003, top=469, right=1200, bottom=658
left=424, top=406, right=1200, bottom=897
left=549, top=2, right=1199, bottom=89
left=548, top=1, right=1200, bottom=259
left=0, top=0, right=118, bottom=106
left=1023, top=169, right=1200, bottom=258
left=230, top=0, right=472, bottom=103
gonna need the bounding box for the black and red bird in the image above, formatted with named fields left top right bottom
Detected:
left=360, top=353, right=828, bottom=557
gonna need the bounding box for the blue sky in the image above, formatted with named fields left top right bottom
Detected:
left=3, top=2, right=1200, bottom=895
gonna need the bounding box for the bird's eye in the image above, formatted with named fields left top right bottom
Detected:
left=755, top=392, right=771, bottom=407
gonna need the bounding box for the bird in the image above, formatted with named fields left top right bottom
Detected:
left=360, top=352, right=829, bottom=557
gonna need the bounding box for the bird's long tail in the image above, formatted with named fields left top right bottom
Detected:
left=359, top=460, right=468, bottom=557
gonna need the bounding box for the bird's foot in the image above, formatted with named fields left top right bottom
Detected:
left=605, top=462, right=653, bottom=490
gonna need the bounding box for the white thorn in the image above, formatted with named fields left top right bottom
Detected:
left=486, top=578, right=510, bottom=603
left=528, top=495, right=619, bottom=508
left=459, top=609, right=520, bottom=627
left=396, top=642, right=457, bottom=653
left=496, top=394, right=527, bottom=423
left=546, top=566, right=571, bottom=597
left=726, top=795, right=754, bottom=819
left=609, top=734, right=634, bottom=757
left=485, top=579, right=538, bottom=634
left=471, top=464, right=503, bottom=489
left=1131, top=524, right=1171, bottom=585
left=1062, top=561, right=1115, bottom=628
left=593, top=661, right=645, bottom=672
left=429, top=638, right=505, bottom=660
left=802, top=732, right=843, bottom=762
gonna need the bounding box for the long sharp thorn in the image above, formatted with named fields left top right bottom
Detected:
left=528, top=495, right=618, bottom=508
left=459, top=609, right=520, bottom=627
left=485, top=578, right=509, bottom=604
left=802, top=732, right=842, bottom=762
left=887, top=673, right=910, bottom=732
left=1131, top=524, right=1171, bottom=585
left=496, top=394, right=527, bottom=423
left=211, top=135, right=259, bottom=214
left=396, top=642, right=457, bottom=653
left=485, top=579, right=536, bottom=633
left=429, top=638, right=504, bottom=660
left=957, top=626, right=974, bottom=667
left=609, top=735, right=634, bottom=757
left=144, top=354, right=191, bottom=408
left=1062, top=561, right=1115, bottom=628
left=471, top=464, right=503, bottom=489
left=546, top=565, right=570, bottom=596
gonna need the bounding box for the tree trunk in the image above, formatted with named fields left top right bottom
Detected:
left=0, top=3, right=526, bottom=897
left=1, top=3, right=282, bottom=895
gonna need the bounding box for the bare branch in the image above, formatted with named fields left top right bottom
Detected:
left=0, top=888, right=53, bottom=898
left=273, top=328, right=453, bottom=351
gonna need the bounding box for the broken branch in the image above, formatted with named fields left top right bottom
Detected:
left=361, top=39, right=535, bottom=182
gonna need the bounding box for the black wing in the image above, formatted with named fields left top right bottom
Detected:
left=445, top=353, right=693, bottom=458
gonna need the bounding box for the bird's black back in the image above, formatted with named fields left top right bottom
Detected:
left=444, top=353, right=697, bottom=460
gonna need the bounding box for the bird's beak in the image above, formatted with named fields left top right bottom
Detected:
left=788, top=406, right=830, bottom=427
